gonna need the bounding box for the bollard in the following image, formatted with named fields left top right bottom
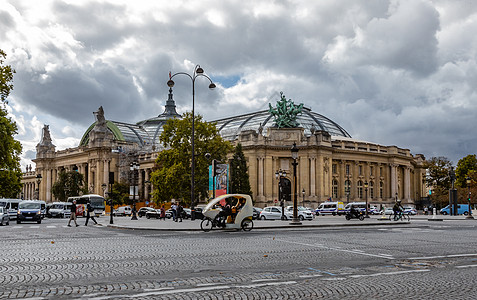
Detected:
left=432, top=208, right=436, bottom=219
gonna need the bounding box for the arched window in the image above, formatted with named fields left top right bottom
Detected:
left=379, top=181, right=384, bottom=199
left=332, top=179, right=338, bottom=199
left=358, top=180, right=363, bottom=199
left=369, top=181, right=374, bottom=199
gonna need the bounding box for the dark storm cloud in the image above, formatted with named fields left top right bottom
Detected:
left=14, top=59, right=142, bottom=127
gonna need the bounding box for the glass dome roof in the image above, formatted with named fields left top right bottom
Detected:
left=213, top=106, right=351, bottom=141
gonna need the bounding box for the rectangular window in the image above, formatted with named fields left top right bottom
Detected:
left=380, top=167, right=383, bottom=177
left=346, top=164, right=350, bottom=175
left=370, top=166, right=374, bottom=176
left=359, top=165, right=363, bottom=176
left=332, top=164, right=337, bottom=174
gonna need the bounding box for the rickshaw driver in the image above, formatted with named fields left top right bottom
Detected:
left=215, top=202, right=232, bottom=227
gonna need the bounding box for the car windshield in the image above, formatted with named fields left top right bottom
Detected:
left=19, top=202, right=41, bottom=209
left=0, top=202, right=6, bottom=207
left=52, top=204, right=64, bottom=209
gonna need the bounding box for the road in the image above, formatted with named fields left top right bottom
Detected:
left=1, top=217, right=477, bottom=299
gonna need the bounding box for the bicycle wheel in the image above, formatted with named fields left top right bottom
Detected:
left=241, top=218, right=254, bottom=231
left=389, top=213, right=394, bottom=221
left=201, top=218, right=213, bottom=232
left=403, top=214, right=410, bottom=221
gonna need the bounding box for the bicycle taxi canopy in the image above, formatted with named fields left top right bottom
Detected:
left=202, top=194, right=254, bottom=231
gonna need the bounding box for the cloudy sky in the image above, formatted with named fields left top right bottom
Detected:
left=2, top=0, right=477, bottom=169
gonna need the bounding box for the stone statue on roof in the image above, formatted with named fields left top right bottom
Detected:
left=94, top=106, right=107, bottom=127
left=268, top=92, right=304, bottom=128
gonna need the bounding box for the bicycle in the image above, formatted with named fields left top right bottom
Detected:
left=200, top=216, right=254, bottom=232
left=389, top=211, right=410, bottom=221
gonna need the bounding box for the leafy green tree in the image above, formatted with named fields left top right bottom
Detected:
left=107, top=181, right=130, bottom=206
left=0, top=49, right=22, bottom=198
left=51, top=170, right=88, bottom=201
left=455, top=154, right=477, bottom=188
left=229, top=143, right=252, bottom=198
left=423, top=156, right=452, bottom=208
left=151, top=113, right=232, bottom=206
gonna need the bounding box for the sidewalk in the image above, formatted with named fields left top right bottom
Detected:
left=96, top=214, right=475, bottom=231
left=94, top=215, right=411, bottom=231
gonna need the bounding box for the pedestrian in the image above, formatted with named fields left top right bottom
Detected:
left=176, top=203, right=183, bottom=222
left=171, top=203, right=177, bottom=221
left=85, top=202, right=98, bottom=226
left=160, top=205, right=166, bottom=220
left=67, top=200, right=79, bottom=227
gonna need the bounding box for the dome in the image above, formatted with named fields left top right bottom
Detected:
left=212, top=106, right=351, bottom=141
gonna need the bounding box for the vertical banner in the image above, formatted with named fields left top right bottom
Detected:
left=209, top=164, right=229, bottom=198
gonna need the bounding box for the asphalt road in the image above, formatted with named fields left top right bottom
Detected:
left=2, top=217, right=477, bottom=299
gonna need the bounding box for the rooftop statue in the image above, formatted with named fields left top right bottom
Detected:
left=94, top=106, right=106, bottom=127
left=268, top=92, right=304, bottom=128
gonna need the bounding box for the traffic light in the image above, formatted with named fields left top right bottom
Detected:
left=212, top=159, right=219, bottom=177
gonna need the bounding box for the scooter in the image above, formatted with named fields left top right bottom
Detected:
left=345, top=209, right=365, bottom=221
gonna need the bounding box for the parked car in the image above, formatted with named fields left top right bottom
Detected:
left=145, top=209, right=162, bottom=219
left=344, top=202, right=367, bottom=213
left=260, top=206, right=283, bottom=220
left=403, top=206, right=417, bottom=215
left=368, top=206, right=380, bottom=215
left=252, top=207, right=263, bottom=220
left=0, top=206, right=10, bottom=226
left=17, top=200, right=42, bottom=224
left=138, top=207, right=156, bottom=218
left=382, top=207, right=394, bottom=215
left=0, top=199, right=21, bottom=220
left=47, top=202, right=72, bottom=218
left=113, top=206, right=132, bottom=216
left=285, top=206, right=314, bottom=221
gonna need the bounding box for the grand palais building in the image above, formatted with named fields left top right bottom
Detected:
left=22, top=88, right=427, bottom=209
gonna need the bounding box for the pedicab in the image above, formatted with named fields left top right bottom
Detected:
left=200, top=194, right=254, bottom=232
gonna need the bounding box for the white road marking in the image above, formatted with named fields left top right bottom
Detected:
left=456, top=264, right=477, bottom=269
left=349, top=269, right=430, bottom=278
left=408, top=253, right=477, bottom=260
left=275, top=238, right=395, bottom=259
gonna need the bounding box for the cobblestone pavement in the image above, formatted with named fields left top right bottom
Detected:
left=1, top=218, right=477, bottom=299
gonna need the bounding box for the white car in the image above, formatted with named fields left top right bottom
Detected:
left=260, top=206, right=284, bottom=220
left=284, top=206, right=315, bottom=221
left=382, top=207, right=394, bottom=215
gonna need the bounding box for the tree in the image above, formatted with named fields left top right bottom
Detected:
left=150, top=113, right=232, bottom=206
left=229, top=143, right=252, bottom=198
left=455, top=154, right=477, bottom=188
left=423, top=156, right=453, bottom=208
left=108, top=181, right=130, bottom=206
left=51, top=170, right=88, bottom=201
left=0, top=49, right=22, bottom=198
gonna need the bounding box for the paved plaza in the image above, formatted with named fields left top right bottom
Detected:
left=1, top=216, right=477, bottom=299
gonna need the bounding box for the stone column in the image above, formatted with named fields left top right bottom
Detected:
left=258, top=156, right=264, bottom=198
left=404, top=166, right=411, bottom=201
left=46, top=168, right=51, bottom=202
left=390, top=164, right=398, bottom=200
left=103, top=159, right=110, bottom=197
left=310, top=157, right=316, bottom=197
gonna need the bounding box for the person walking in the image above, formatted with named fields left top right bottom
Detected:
left=176, top=203, right=183, bottom=222
left=85, top=202, right=98, bottom=226
left=67, top=200, right=79, bottom=227
left=171, top=203, right=177, bottom=221
left=160, top=205, right=166, bottom=220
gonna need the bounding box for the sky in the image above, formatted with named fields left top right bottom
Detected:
left=2, top=0, right=477, bottom=170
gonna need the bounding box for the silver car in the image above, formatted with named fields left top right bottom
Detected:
left=0, top=206, right=11, bottom=226
left=259, top=206, right=283, bottom=220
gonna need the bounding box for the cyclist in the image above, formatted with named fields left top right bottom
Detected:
left=393, top=199, right=404, bottom=220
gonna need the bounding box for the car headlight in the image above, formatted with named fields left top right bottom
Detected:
left=37, top=211, right=41, bottom=215
left=17, top=211, right=21, bottom=215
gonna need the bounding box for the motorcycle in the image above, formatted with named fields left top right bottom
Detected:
left=345, top=209, right=365, bottom=221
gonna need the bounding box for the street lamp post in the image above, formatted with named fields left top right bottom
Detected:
left=290, top=142, right=302, bottom=225
left=36, top=174, right=42, bottom=200
left=167, top=65, right=216, bottom=220
left=302, top=188, right=305, bottom=207
left=346, top=174, right=350, bottom=204
left=364, top=181, right=369, bottom=218
left=275, top=170, right=287, bottom=220
left=466, top=177, right=474, bottom=219
left=130, top=162, right=139, bottom=220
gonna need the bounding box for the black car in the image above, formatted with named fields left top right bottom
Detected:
left=138, top=207, right=156, bottom=218
left=17, top=201, right=42, bottom=224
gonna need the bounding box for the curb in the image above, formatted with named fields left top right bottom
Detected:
left=99, top=221, right=411, bottom=232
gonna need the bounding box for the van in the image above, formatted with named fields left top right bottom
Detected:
left=17, top=200, right=43, bottom=224
left=0, top=199, right=22, bottom=220
left=113, top=206, right=132, bottom=216
left=47, top=202, right=72, bottom=218
left=315, top=202, right=345, bottom=216
left=344, top=202, right=367, bottom=213
left=440, top=204, right=471, bottom=215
